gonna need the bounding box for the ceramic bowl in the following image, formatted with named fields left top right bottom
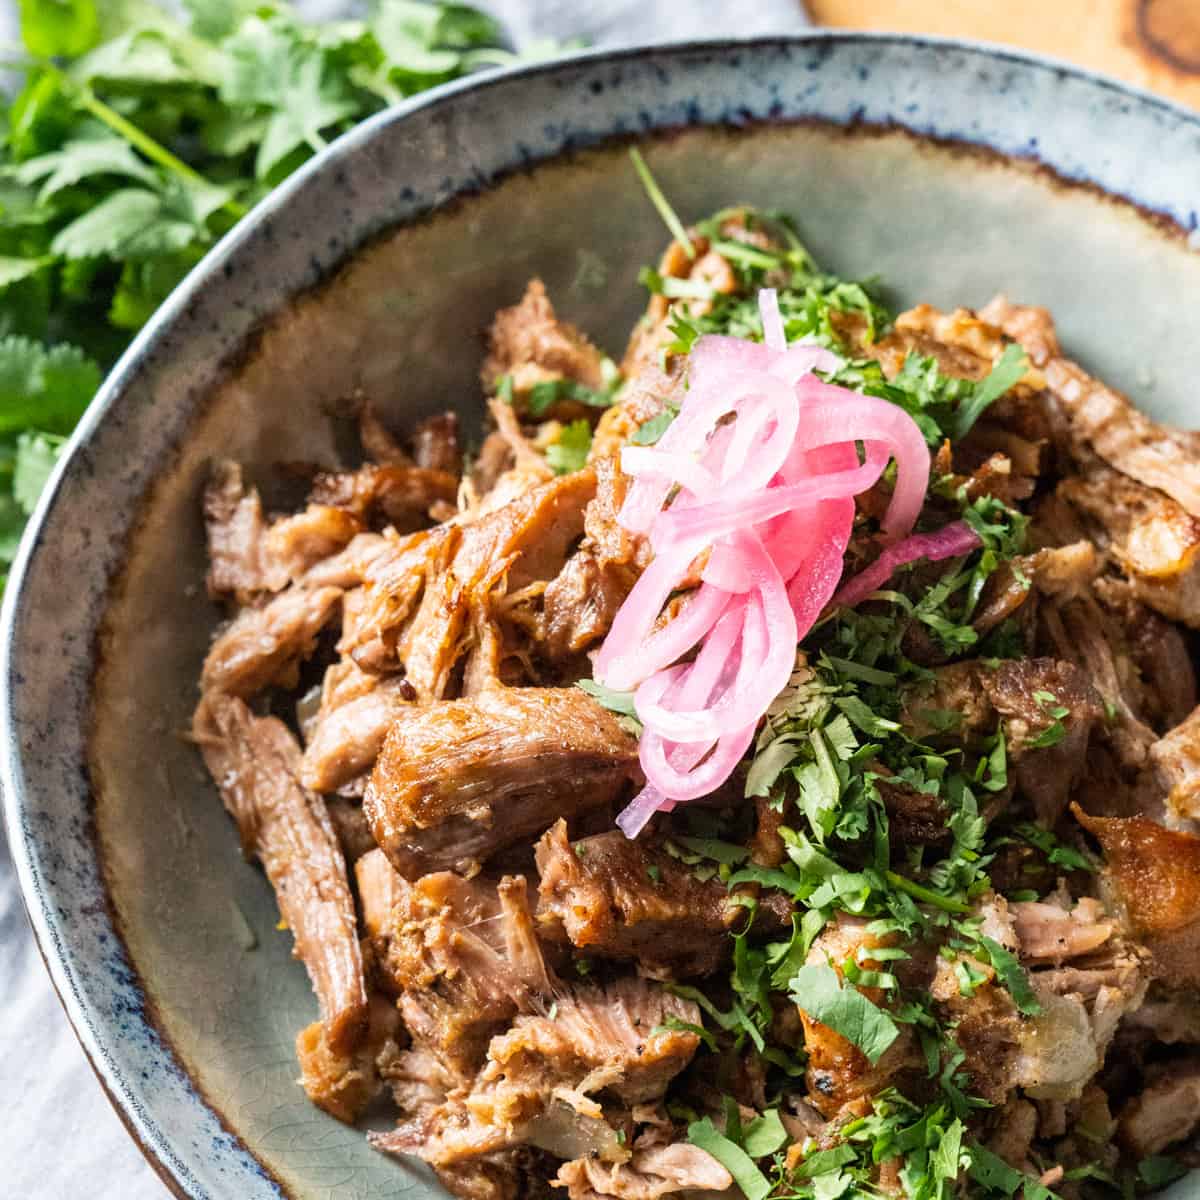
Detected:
left=5, top=33, right=1200, bottom=1200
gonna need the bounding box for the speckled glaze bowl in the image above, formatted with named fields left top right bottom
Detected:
left=5, top=33, right=1200, bottom=1200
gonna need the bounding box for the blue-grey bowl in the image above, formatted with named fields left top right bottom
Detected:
left=5, top=33, right=1200, bottom=1200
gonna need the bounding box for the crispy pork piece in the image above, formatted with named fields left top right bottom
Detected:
left=1118, top=1058, right=1200, bottom=1158
left=412, top=412, right=462, bottom=476
left=587, top=366, right=674, bottom=465
left=555, top=1144, right=733, bottom=1200
left=482, top=279, right=607, bottom=417
left=372, top=977, right=701, bottom=1168
left=1150, top=706, right=1200, bottom=828
left=309, top=462, right=459, bottom=530
left=799, top=916, right=921, bottom=1118
left=200, top=585, right=341, bottom=699
left=204, top=460, right=361, bottom=600
left=300, top=661, right=414, bottom=794
left=204, top=459, right=274, bottom=599
left=1074, top=805, right=1200, bottom=988
left=365, top=685, right=640, bottom=878
left=357, top=399, right=413, bottom=467
left=193, top=692, right=368, bottom=1053
left=986, top=295, right=1200, bottom=514
left=541, top=455, right=654, bottom=662
left=376, top=871, right=552, bottom=1076
left=1058, top=466, right=1200, bottom=628
left=1094, top=576, right=1197, bottom=731
left=295, top=993, right=403, bottom=1123
left=300, top=530, right=396, bottom=589
left=348, top=469, right=595, bottom=695
left=979, top=296, right=1061, bottom=367
left=621, top=209, right=773, bottom=379
left=535, top=820, right=742, bottom=976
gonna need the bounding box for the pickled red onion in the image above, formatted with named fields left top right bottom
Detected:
left=594, top=289, right=940, bottom=836
left=833, top=519, right=982, bottom=609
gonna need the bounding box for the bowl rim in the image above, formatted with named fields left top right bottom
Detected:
left=4, top=29, right=1200, bottom=1200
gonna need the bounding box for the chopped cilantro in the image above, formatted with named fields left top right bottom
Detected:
left=1138, top=1156, right=1188, bottom=1189
left=741, top=1109, right=789, bottom=1158
left=545, top=418, right=591, bottom=474
left=526, top=375, right=618, bottom=417
left=789, top=962, right=900, bottom=1064
left=687, top=1118, right=771, bottom=1200
left=630, top=401, right=679, bottom=446
left=576, top=679, right=638, bottom=717
left=672, top=835, right=750, bottom=865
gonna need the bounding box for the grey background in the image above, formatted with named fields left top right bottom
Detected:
left=0, top=2, right=810, bottom=1196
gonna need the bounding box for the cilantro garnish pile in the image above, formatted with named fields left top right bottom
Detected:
left=0, top=0, right=569, bottom=587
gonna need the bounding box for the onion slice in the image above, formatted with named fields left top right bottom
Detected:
left=833, top=520, right=983, bottom=609
left=601, top=289, right=940, bottom=836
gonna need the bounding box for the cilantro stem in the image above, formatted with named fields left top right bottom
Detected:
left=884, top=870, right=971, bottom=914
left=38, top=62, right=249, bottom=220
left=629, top=147, right=696, bottom=259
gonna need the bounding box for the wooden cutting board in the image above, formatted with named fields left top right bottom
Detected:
left=806, top=0, right=1200, bottom=109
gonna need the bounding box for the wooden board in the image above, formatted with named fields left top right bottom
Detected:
left=806, top=0, right=1200, bottom=109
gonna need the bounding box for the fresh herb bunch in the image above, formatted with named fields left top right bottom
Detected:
left=0, top=0, right=567, bottom=588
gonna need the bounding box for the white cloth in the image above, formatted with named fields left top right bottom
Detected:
left=0, top=3, right=810, bottom=1196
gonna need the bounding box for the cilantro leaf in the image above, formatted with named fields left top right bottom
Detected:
left=789, top=962, right=900, bottom=1064
left=630, top=406, right=677, bottom=445
left=687, top=1118, right=771, bottom=1200
left=545, top=418, right=591, bottom=474
left=19, top=0, right=100, bottom=59
left=741, top=1109, right=788, bottom=1158
left=13, top=137, right=160, bottom=203
left=50, top=188, right=194, bottom=260
left=14, top=432, right=65, bottom=514
left=576, top=679, right=638, bottom=718
left=0, top=336, right=100, bottom=435
left=952, top=343, right=1028, bottom=441
left=1138, top=1156, right=1188, bottom=1189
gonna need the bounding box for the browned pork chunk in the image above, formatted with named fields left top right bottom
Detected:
left=1151, top=705, right=1200, bottom=828
left=372, top=977, right=702, bottom=1169
left=541, top=456, right=653, bottom=663
left=1074, top=806, right=1200, bottom=988
left=309, top=462, right=459, bottom=531
left=535, top=819, right=740, bottom=976
left=798, top=916, right=922, bottom=1118
left=203, top=459, right=276, bottom=599
left=347, top=469, right=596, bottom=695
left=204, top=460, right=362, bottom=601
left=555, top=1144, right=733, bottom=1200
left=365, top=685, right=641, bottom=878
left=1118, top=1058, right=1200, bottom=1158
left=984, top=296, right=1200, bottom=515
left=482, top=279, right=607, bottom=417
left=621, top=209, right=775, bottom=379
left=295, top=993, right=403, bottom=1123
left=200, top=585, right=341, bottom=699
left=193, top=692, right=367, bottom=1054
left=374, top=870, right=552, bottom=1076
left=1058, top=466, right=1200, bottom=628
left=299, top=662, right=414, bottom=794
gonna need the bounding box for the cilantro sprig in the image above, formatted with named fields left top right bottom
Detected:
left=0, top=0, right=572, bottom=589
